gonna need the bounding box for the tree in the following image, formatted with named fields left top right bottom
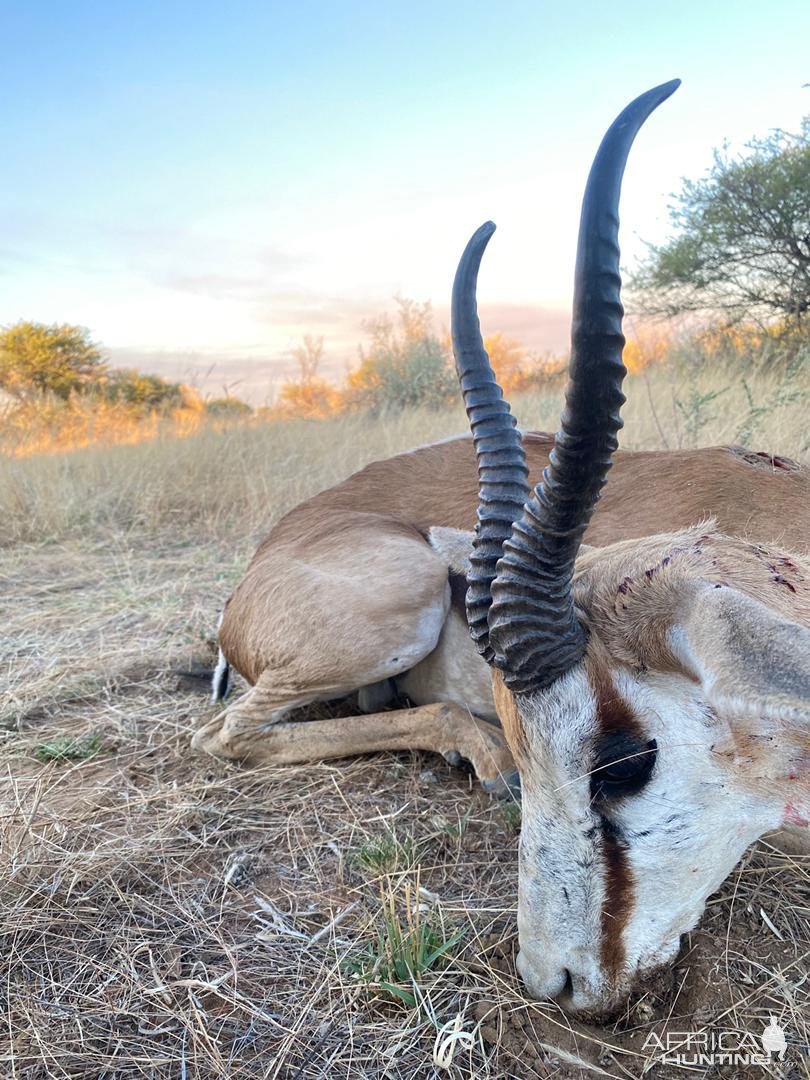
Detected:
left=0, top=321, right=105, bottom=399
left=483, top=332, right=565, bottom=393
left=206, top=396, right=253, bottom=419
left=274, top=335, right=341, bottom=419
left=484, top=332, right=530, bottom=393
left=631, top=118, right=810, bottom=330
left=101, top=368, right=183, bottom=410
left=345, top=298, right=456, bottom=412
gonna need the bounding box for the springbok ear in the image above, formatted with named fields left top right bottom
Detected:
left=427, top=526, right=475, bottom=576
left=673, top=585, right=810, bottom=725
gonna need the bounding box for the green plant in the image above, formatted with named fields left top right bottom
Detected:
left=346, top=878, right=464, bottom=1006
left=344, top=298, right=457, bottom=413
left=0, top=321, right=105, bottom=400
left=735, top=356, right=809, bottom=446
left=352, top=829, right=421, bottom=876
left=674, top=385, right=730, bottom=446
left=33, top=734, right=102, bottom=763
left=631, top=117, right=810, bottom=330
left=500, top=801, right=522, bottom=831
left=433, top=809, right=473, bottom=845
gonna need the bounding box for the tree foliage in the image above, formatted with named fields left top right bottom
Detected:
left=274, top=377, right=342, bottom=420
left=206, top=396, right=253, bottom=418
left=344, top=299, right=456, bottom=413
left=273, top=335, right=342, bottom=420
left=276, top=306, right=563, bottom=420
left=631, top=118, right=810, bottom=329
left=483, top=332, right=564, bottom=393
left=0, top=320, right=202, bottom=423
left=0, top=321, right=105, bottom=399
left=101, top=368, right=183, bottom=409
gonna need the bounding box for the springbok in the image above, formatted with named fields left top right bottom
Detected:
left=194, top=81, right=810, bottom=1013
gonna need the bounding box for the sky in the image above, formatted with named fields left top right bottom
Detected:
left=2, top=1, right=809, bottom=404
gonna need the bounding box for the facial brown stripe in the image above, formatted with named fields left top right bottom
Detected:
left=600, top=824, right=634, bottom=979
left=595, top=676, right=646, bottom=742
left=593, top=675, right=639, bottom=979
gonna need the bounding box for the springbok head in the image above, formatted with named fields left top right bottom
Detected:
left=452, top=81, right=810, bottom=1014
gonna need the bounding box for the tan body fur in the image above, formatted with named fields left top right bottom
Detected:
left=194, top=432, right=810, bottom=800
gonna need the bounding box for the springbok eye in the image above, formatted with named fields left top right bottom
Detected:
left=591, top=731, right=657, bottom=801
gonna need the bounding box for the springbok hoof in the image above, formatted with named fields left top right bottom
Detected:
left=481, top=769, right=522, bottom=801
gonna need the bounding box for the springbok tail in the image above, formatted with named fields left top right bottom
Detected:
left=211, top=609, right=230, bottom=703
left=211, top=648, right=230, bottom=703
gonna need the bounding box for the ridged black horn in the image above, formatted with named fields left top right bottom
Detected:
left=451, top=221, right=530, bottom=662
left=488, top=79, right=681, bottom=693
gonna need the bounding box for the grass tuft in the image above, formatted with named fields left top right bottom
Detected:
left=352, top=829, right=422, bottom=876
left=33, top=733, right=102, bottom=762
left=499, top=801, right=522, bottom=831
left=346, top=876, right=465, bottom=1007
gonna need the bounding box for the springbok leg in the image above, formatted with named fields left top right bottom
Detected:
left=193, top=698, right=519, bottom=797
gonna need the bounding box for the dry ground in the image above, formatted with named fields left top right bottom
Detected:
left=2, top=361, right=810, bottom=1078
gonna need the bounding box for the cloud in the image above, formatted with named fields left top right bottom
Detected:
left=478, top=302, right=571, bottom=354
left=147, top=239, right=306, bottom=300
left=106, top=345, right=289, bottom=405
left=259, top=292, right=571, bottom=352
left=256, top=290, right=380, bottom=329
left=105, top=294, right=572, bottom=407
left=157, top=272, right=269, bottom=300
left=433, top=301, right=571, bottom=355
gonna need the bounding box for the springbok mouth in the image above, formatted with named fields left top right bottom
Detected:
left=552, top=961, right=677, bottom=1022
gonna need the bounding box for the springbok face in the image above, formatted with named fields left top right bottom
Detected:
left=502, top=532, right=810, bottom=1013
left=450, top=81, right=810, bottom=1014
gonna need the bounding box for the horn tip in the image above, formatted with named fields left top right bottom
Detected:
left=659, top=77, right=681, bottom=97
left=648, top=78, right=681, bottom=107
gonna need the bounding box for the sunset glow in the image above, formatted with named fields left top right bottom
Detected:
left=3, top=0, right=809, bottom=402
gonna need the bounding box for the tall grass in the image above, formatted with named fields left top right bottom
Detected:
left=0, top=388, right=210, bottom=458
left=2, top=354, right=808, bottom=547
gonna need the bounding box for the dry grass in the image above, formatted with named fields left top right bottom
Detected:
left=0, top=393, right=214, bottom=460
left=2, top=356, right=809, bottom=548
left=2, top=355, right=809, bottom=1077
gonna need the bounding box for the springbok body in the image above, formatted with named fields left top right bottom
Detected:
left=195, top=82, right=810, bottom=1014
left=196, top=434, right=809, bottom=774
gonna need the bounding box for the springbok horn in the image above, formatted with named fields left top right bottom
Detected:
left=451, top=221, right=530, bottom=662
left=488, top=79, right=681, bottom=692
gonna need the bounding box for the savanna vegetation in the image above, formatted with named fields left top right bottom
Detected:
left=1, top=113, right=809, bottom=1078
left=0, top=302, right=564, bottom=456
left=631, top=117, right=810, bottom=329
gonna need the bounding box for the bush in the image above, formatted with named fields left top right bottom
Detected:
left=344, top=299, right=457, bottom=413
left=100, top=369, right=184, bottom=411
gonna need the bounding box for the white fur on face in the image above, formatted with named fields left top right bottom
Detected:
left=514, top=665, right=784, bottom=1013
